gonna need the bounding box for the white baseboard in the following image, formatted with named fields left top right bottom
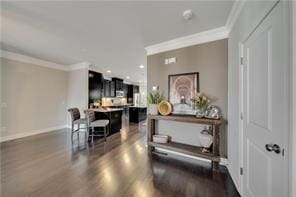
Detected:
left=227, top=164, right=241, bottom=195
left=0, top=125, right=67, bottom=142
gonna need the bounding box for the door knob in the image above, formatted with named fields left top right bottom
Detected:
left=265, top=144, right=281, bottom=154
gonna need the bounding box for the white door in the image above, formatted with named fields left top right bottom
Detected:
left=242, top=2, right=288, bottom=197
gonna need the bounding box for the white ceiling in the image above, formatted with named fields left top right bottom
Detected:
left=1, top=1, right=234, bottom=83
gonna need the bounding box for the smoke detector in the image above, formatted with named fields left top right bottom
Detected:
left=183, top=9, right=193, bottom=20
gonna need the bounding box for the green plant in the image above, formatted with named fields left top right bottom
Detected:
left=94, top=99, right=101, bottom=105
left=147, top=91, right=164, bottom=104
left=195, top=93, right=210, bottom=109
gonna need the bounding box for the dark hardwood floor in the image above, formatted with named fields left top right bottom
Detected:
left=1, top=119, right=240, bottom=197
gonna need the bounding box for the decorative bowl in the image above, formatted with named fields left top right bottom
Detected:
left=158, top=100, right=172, bottom=116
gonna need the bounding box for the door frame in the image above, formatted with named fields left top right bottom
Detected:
left=238, top=1, right=290, bottom=196
left=238, top=42, right=244, bottom=195
left=290, top=1, right=296, bottom=197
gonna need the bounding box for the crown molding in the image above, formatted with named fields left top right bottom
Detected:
left=68, top=62, right=91, bottom=71
left=0, top=50, right=90, bottom=71
left=145, top=26, right=229, bottom=56
left=0, top=50, right=68, bottom=71
left=225, top=0, right=246, bottom=32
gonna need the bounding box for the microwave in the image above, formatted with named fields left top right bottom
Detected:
left=116, top=91, right=124, bottom=97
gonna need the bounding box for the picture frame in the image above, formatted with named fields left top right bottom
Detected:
left=168, top=72, right=199, bottom=115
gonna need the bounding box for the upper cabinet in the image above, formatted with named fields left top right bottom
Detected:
left=104, top=79, right=116, bottom=97
left=104, top=79, right=111, bottom=97
left=90, top=73, right=139, bottom=100
left=112, top=78, right=123, bottom=92
left=88, top=70, right=104, bottom=106
left=110, top=81, right=115, bottom=97
left=123, top=83, right=128, bottom=97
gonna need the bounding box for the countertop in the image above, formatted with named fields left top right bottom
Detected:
left=129, top=106, right=147, bottom=108
left=92, top=108, right=123, bottom=112
left=103, top=104, right=133, bottom=107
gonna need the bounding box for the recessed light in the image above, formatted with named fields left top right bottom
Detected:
left=139, top=65, right=144, bottom=69
left=126, top=76, right=130, bottom=79
left=107, top=70, right=111, bottom=73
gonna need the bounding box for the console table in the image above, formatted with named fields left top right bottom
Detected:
left=147, top=115, right=223, bottom=171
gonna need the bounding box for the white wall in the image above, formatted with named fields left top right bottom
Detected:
left=0, top=58, right=68, bottom=141
left=67, top=68, right=88, bottom=126
left=227, top=0, right=278, bottom=193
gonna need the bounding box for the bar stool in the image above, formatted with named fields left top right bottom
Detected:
left=68, top=108, right=87, bottom=139
left=84, top=109, right=110, bottom=142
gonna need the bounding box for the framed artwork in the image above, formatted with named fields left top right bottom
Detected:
left=168, top=72, right=199, bottom=115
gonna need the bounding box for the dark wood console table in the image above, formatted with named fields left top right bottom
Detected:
left=147, top=115, right=223, bottom=171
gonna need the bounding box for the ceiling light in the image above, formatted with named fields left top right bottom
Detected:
left=139, top=65, right=144, bottom=69
left=107, top=70, right=111, bottom=73
left=126, top=76, right=130, bottom=79
left=183, top=9, right=193, bottom=20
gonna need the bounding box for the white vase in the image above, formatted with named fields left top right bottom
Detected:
left=199, top=127, right=213, bottom=148
left=149, top=104, right=159, bottom=115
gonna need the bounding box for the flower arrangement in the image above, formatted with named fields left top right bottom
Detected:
left=191, top=92, right=210, bottom=118
left=195, top=95, right=210, bottom=109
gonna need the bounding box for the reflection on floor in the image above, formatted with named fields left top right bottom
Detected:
left=1, top=119, right=239, bottom=197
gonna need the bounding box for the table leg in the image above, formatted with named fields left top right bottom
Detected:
left=147, top=118, right=155, bottom=153
left=212, top=125, right=220, bottom=171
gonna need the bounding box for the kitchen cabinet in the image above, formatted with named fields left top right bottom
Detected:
left=88, top=70, right=104, bottom=106
left=93, top=109, right=123, bottom=135
left=123, top=83, right=128, bottom=97
left=103, top=79, right=115, bottom=98
left=129, top=107, right=147, bottom=123
left=110, top=81, right=115, bottom=97
left=104, top=79, right=111, bottom=97
left=112, top=78, right=123, bottom=92
left=127, top=85, right=134, bottom=103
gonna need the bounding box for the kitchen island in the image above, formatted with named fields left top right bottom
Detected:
left=92, top=108, right=123, bottom=135
left=129, top=106, right=147, bottom=123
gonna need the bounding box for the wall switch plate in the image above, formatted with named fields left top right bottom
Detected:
left=168, top=57, right=176, bottom=64
left=1, top=103, right=7, bottom=108
left=164, top=57, right=176, bottom=65
left=165, top=59, right=169, bottom=65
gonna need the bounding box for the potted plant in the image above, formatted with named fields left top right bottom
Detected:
left=93, top=99, right=101, bottom=108
left=194, top=93, right=210, bottom=118
left=147, top=91, right=164, bottom=115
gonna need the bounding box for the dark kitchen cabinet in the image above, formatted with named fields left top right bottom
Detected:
left=110, top=110, right=123, bottom=134
left=103, top=80, right=115, bottom=98
left=104, top=79, right=111, bottom=97
left=129, top=107, right=147, bottom=123
left=112, top=78, right=123, bottom=92
left=127, top=85, right=134, bottom=103
left=110, top=81, right=115, bottom=97
left=88, top=70, right=104, bottom=106
left=123, top=83, right=128, bottom=97
left=94, top=110, right=122, bottom=135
